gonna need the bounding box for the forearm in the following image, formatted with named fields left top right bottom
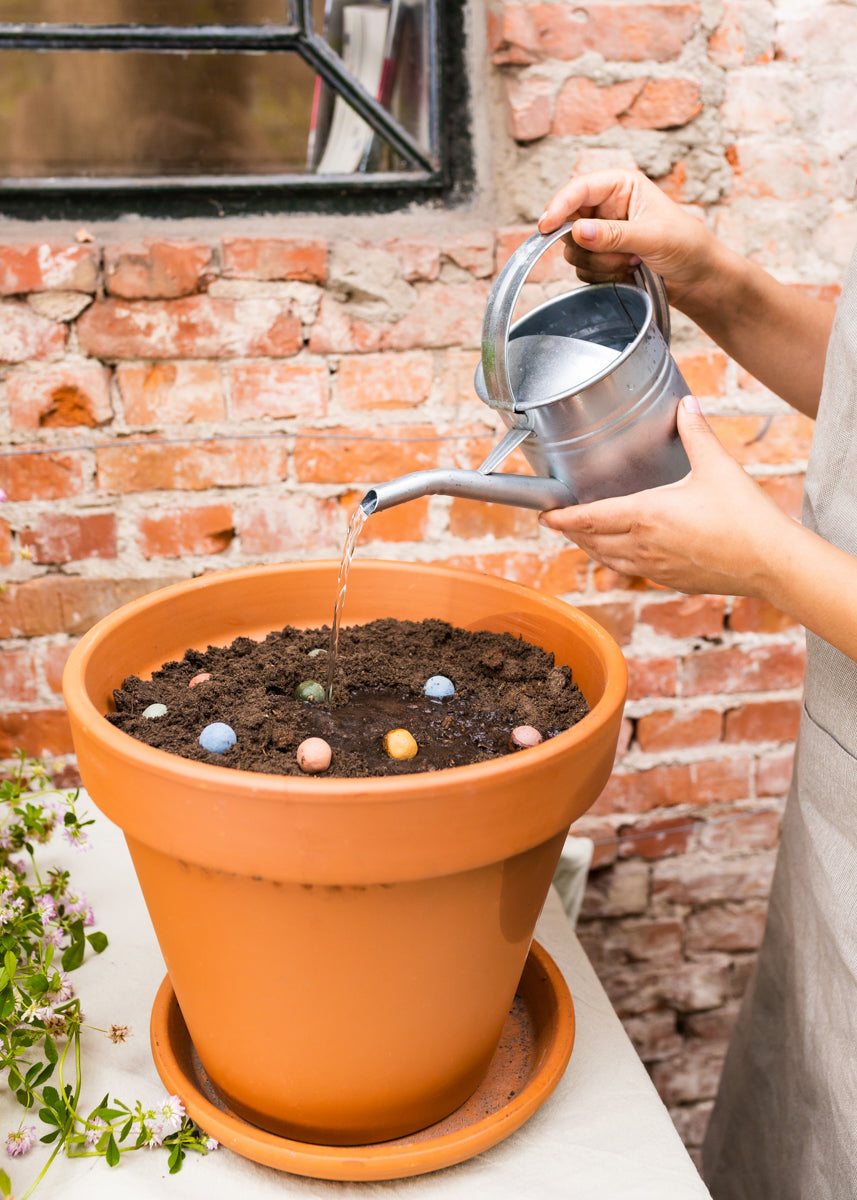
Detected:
left=673, top=239, right=835, bottom=418
left=760, top=520, right=857, bottom=662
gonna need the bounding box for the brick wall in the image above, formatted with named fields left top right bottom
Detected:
left=2, top=0, right=855, bottom=1165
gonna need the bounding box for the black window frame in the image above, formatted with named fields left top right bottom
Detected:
left=0, top=0, right=473, bottom=220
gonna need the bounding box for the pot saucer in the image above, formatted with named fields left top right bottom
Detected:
left=149, top=939, right=575, bottom=1182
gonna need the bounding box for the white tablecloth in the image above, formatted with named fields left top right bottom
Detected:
left=0, top=800, right=711, bottom=1199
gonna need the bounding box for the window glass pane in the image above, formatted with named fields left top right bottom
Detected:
left=0, top=1, right=291, bottom=24
left=0, top=50, right=317, bottom=177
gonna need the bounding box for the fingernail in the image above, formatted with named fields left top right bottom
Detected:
left=538, top=210, right=550, bottom=226
left=628, top=254, right=642, bottom=267
left=682, top=394, right=701, bottom=413
left=576, top=219, right=597, bottom=242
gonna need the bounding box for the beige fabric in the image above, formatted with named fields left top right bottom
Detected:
left=702, top=251, right=857, bottom=1199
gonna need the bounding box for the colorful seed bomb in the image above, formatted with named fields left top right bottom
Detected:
left=295, top=680, right=325, bottom=703
left=509, top=725, right=544, bottom=750
left=142, top=703, right=167, bottom=719
left=424, top=675, right=455, bottom=699
left=296, top=737, right=332, bottom=774
left=188, top=672, right=211, bottom=688
left=307, top=648, right=327, bottom=658
left=199, top=722, right=237, bottom=754
left=383, top=728, right=418, bottom=761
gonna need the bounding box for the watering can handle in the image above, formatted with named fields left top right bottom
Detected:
left=481, top=221, right=672, bottom=412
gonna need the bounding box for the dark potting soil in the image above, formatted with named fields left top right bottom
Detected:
left=106, top=618, right=591, bottom=778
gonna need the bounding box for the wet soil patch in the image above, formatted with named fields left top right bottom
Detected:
left=106, top=618, right=590, bottom=778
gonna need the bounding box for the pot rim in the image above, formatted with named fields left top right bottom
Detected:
left=63, top=559, right=627, bottom=801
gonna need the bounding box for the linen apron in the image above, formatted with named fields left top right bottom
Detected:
left=702, top=249, right=857, bottom=1199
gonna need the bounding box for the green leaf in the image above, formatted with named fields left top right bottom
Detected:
left=105, top=1134, right=121, bottom=1167
left=86, top=931, right=108, bottom=954
left=24, top=1060, right=45, bottom=1086
left=38, top=1107, right=59, bottom=1126
left=119, top=1116, right=133, bottom=1142
left=0, top=1167, right=10, bottom=1197
left=44, top=1035, right=58, bottom=1065
left=40, top=1129, right=60, bottom=1144
left=42, top=1084, right=61, bottom=1109
left=33, top=1061, right=55, bottom=1087
left=168, top=1143, right=185, bottom=1174
left=3, top=952, right=16, bottom=979
left=61, top=937, right=85, bottom=973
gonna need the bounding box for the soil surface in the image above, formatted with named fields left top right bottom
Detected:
left=106, top=618, right=590, bottom=778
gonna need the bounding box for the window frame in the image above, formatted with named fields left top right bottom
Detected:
left=0, top=0, right=473, bottom=219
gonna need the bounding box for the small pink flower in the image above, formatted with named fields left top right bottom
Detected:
left=154, top=1095, right=185, bottom=1138
left=6, top=1124, right=36, bottom=1157
left=84, top=1116, right=107, bottom=1149
left=0, top=488, right=7, bottom=503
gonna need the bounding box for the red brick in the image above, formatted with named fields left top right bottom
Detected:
left=237, top=495, right=341, bottom=556
left=681, top=643, right=806, bottom=695
left=604, top=916, right=684, bottom=963
left=117, top=362, right=225, bottom=424
left=627, top=657, right=678, bottom=700
left=293, top=424, right=441, bottom=485
left=0, top=576, right=181, bottom=638
left=221, top=237, right=327, bottom=283
left=381, top=238, right=441, bottom=282
left=77, top=296, right=302, bottom=359
left=682, top=1005, right=741, bottom=1048
left=353, top=495, right=430, bottom=543
left=0, top=648, right=38, bottom=703
left=552, top=77, right=701, bottom=137
left=673, top=349, right=728, bottom=397
left=756, top=748, right=794, bottom=797
left=0, top=519, right=11, bottom=566
left=136, top=505, right=235, bottom=559
left=685, top=903, right=768, bottom=953
left=336, top=352, right=432, bottom=411
left=0, top=243, right=98, bottom=295
left=0, top=710, right=75, bottom=758
left=229, top=360, right=329, bottom=420
left=0, top=302, right=67, bottom=362
left=308, top=294, right=385, bottom=355
left=43, top=642, right=74, bottom=694
left=505, top=75, right=554, bottom=142
left=655, top=159, right=690, bottom=202
left=617, top=815, right=697, bottom=859
left=728, top=595, right=799, bottom=633
left=724, top=699, right=801, bottom=744
left=593, top=565, right=664, bottom=592
left=435, top=548, right=590, bottom=595
left=708, top=0, right=774, bottom=66
left=448, top=498, right=539, bottom=539
left=20, top=513, right=117, bottom=564
left=441, top=233, right=495, bottom=279
left=709, top=413, right=814, bottom=465
left=7, top=363, right=112, bottom=429
left=650, top=1043, right=726, bottom=1105
left=96, top=438, right=289, bottom=495
left=693, top=755, right=753, bottom=804
left=624, top=1010, right=684, bottom=1062
left=104, top=240, right=215, bottom=299
left=652, top=852, right=776, bottom=905
left=698, top=807, right=782, bottom=854
left=726, top=141, right=816, bottom=202
left=385, top=281, right=488, bottom=351
left=577, top=602, right=636, bottom=646
left=489, top=4, right=699, bottom=64
left=572, top=815, right=621, bottom=868
left=0, top=450, right=85, bottom=501
left=593, top=763, right=693, bottom=815
left=580, top=860, right=651, bottom=919
left=636, top=708, right=722, bottom=753
left=639, top=594, right=727, bottom=639
left=496, top=229, right=569, bottom=281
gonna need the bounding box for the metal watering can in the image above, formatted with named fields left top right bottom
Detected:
left=361, top=222, right=691, bottom=516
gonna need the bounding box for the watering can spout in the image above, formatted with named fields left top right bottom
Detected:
left=360, top=468, right=576, bottom=516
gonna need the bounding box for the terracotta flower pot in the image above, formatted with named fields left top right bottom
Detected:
left=63, top=560, right=626, bottom=1146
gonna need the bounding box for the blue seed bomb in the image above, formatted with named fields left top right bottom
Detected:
left=142, top=703, right=167, bottom=719
left=199, top=722, right=237, bottom=754
left=424, top=675, right=455, bottom=699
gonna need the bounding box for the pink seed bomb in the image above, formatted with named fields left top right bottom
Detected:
left=296, top=737, right=332, bottom=774
left=509, top=725, right=543, bottom=750
left=189, top=673, right=211, bottom=688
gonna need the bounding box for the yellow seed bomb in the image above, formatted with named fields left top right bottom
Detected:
left=383, top=728, right=418, bottom=761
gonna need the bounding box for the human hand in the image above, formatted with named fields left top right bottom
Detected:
left=537, top=168, right=717, bottom=310
left=538, top=395, right=794, bottom=598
